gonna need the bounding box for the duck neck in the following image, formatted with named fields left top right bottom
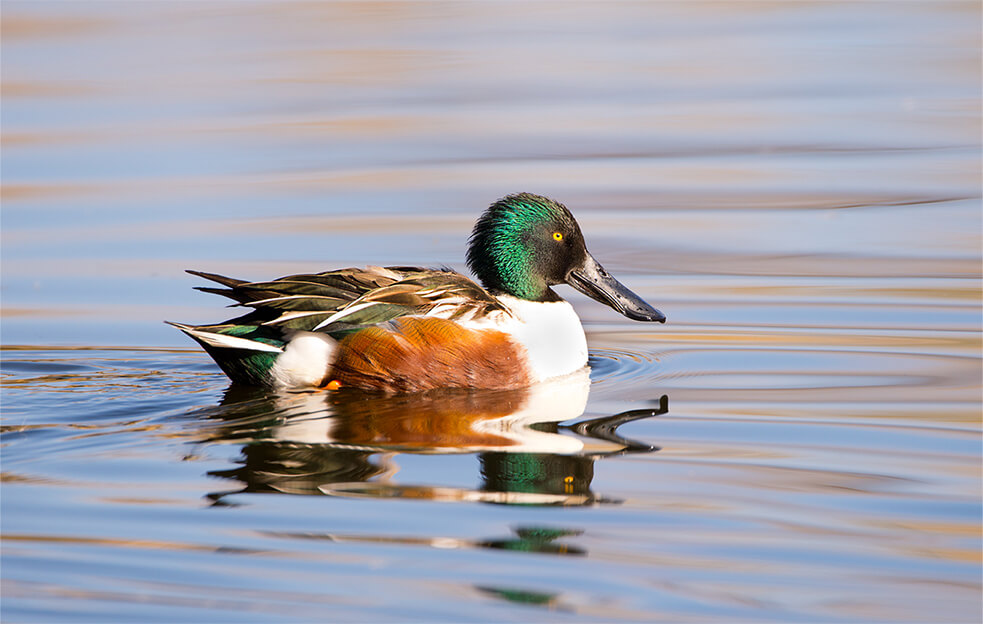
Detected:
left=475, top=260, right=558, bottom=302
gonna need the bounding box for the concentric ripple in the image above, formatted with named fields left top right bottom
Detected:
left=588, top=347, right=664, bottom=388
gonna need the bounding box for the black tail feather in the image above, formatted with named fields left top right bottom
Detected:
left=186, top=270, right=247, bottom=288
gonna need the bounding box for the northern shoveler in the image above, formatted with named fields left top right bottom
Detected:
left=169, top=192, right=665, bottom=392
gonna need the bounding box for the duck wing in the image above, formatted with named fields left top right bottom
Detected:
left=188, top=266, right=506, bottom=335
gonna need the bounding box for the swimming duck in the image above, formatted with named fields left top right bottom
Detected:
left=170, top=192, right=665, bottom=392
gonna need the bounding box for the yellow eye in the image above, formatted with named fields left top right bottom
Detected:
left=552, top=232, right=563, bottom=241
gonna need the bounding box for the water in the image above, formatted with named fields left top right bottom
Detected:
left=2, top=2, right=981, bottom=622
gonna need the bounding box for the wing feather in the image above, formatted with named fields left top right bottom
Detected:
left=182, top=266, right=507, bottom=338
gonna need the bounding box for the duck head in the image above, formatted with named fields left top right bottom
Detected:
left=466, top=193, right=666, bottom=323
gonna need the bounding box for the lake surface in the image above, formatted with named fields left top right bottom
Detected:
left=2, top=2, right=981, bottom=622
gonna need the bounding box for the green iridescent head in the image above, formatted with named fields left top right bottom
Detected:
left=466, top=193, right=666, bottom=323
left=467, top=193, right=584, bottom=301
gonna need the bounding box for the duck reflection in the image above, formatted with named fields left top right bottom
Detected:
left=200, top=369, right=667, bottom=506
left=259, top=525, right=586, bottom=557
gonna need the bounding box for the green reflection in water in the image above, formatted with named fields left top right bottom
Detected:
left=196, top=373, right=667, bottom=508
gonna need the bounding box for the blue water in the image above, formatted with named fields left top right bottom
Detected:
left=2, top=2, right=981, bottom=622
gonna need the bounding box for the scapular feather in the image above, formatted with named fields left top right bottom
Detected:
left=237, top=281, right=359, bottom=300
left=245, top=294, right=351, bottom=312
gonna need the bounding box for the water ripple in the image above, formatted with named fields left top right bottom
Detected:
left=588, top=347, right=663, bottom=387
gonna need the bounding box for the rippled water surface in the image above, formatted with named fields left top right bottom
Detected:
left=2, top=2, right=981, bottom=622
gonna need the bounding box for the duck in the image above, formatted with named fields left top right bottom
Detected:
left=169, top=192, right=665, bottom=392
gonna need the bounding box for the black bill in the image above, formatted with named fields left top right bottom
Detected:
left=566, top=254, right=666, bottom=323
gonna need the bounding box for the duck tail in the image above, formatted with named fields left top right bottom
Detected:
left=166, top=321, right=284, bottom=387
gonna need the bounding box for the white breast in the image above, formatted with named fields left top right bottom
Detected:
left=490, top=295, right=589, bottom=383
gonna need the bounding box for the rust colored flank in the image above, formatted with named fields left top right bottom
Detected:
left=328, top=317, right=530, bottom=393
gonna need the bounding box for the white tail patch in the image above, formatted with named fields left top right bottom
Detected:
left=168, top=322, right=283, bottom=353
left=270, top=332, right=338, bottom=389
